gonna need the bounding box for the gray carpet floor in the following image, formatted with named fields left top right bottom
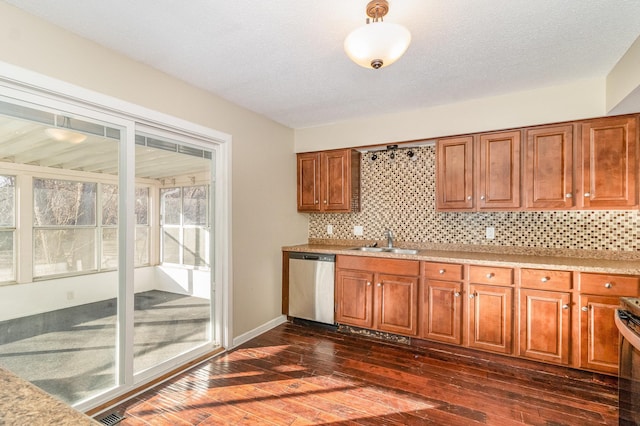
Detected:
left=0, top=290, right=210, bottom=404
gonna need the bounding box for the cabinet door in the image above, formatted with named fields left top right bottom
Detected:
left=375, top=274, right=419, bottom=336
left=582, top=116, right=637, bottom=208
left=468, top=284, right=513, bottom=354
left=422, top=280, right=463, bottom=344
left=578, top=294, right=620, bottom=374
left=478, top=131, right=521, bottom=209
left=436, top=136, right=474, bottom=210
left=335, top=269, right=374, bottom=328
left=322, top=150, right=351, bottom=212
left=519, top=289, right=570, bottom=365
left=524, top=125, right=574, bottom=209
left=297, top=152, right=321, bottom=212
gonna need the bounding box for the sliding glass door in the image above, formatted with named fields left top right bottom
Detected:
left=0, top=90, right=221, bottom=409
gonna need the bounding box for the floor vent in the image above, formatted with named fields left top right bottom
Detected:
left=98, top=412, right=125, bottom=426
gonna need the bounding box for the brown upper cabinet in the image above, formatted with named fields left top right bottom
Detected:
left=437, top=114, right=639, bottom=211
left=581, top=116, right=638, bottom=208
left=297, top=149, right=360, bottom=212
left=524, top=124, right=575, bottom=209
left=436, top=130, right=521, bottom=211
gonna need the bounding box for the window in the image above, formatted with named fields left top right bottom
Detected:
left=161, top=185, right=209, bottom=268
left=33, top=178, right=97, bottom=277
left=0, top=176, right=15, bottom=283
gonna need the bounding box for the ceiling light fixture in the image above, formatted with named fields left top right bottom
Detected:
left=45, top=116, right=87, bottom=144
left=344, top=0, right=411, bottom=70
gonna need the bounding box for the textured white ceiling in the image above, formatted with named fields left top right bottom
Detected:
left=4, top=0, right=640, bottom=129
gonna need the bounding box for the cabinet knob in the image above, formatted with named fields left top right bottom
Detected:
left=323, top=200, right=327, bottom=204
left=584, top=192, right=591, bottom=197
left=540, top=277, right=550, bottom=283
left=454, top=292, right=461, bottom=297
left=467, top=196, right=472, bottom=201
left=480, top=195, right=486, bottom=200
left=469, top=293, right=475, bottom=299
left=562, top=304, right=569, bottom=310
left=377, top=283, right=382, bottom=287
left=604, top=282, right=612, bottom=289
left=366, top=282, right=371, bottom=286
left=565, top=193, right=572, bottom=198
left=315, top=200, right=319, bottom=204
left=439, top=269, right=446, bottom=274
left=486, top=273, right=494, bottom=279
left=581, top=306, right=589, bottom=312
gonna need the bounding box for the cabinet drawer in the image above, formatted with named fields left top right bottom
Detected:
left=469, top=265, right=513, bottom=285
left=520, top=269, right=572, bottom=290
left=580, top=273, right=639, bottom=296
left=337, top=255, right=420, bottom=276
left=423, top=262, right=463, bottom=281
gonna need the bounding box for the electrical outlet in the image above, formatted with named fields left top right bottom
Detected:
left=327, top=224, right=333, bottom=235
left=354, top=225, right=364, bottom=236
left=486, top=226, right=495, bottom=240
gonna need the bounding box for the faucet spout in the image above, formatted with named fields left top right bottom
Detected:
left=384, top=229, right=394, bottom=248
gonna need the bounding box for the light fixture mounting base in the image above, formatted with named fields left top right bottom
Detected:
left=366, top=0, right=389, bottom=20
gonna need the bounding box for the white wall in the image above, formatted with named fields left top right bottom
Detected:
left=607, top=35, right=640, bottom=115
left=294, top=78, right=606, bottom=152
left=0, top=3, right=308, bottom=338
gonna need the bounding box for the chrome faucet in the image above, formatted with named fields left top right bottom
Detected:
left=384, top=229, right=394, bottom=248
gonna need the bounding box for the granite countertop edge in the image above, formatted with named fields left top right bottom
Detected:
left=0, top=367, right=100, bottom=426
left=282, top=242, right=640, bottom=275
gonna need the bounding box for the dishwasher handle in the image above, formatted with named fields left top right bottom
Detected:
left=288, top=252, right=335, bottom=262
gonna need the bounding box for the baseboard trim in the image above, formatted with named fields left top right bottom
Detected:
left=232, top=315, right=287, bottom=348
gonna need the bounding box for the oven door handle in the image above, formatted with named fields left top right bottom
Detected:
left=616, top=309, right=640, bottom=351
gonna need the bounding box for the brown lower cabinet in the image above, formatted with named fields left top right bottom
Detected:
left=519, top=288, right=571, bottom=365
left=468, top=283, right=513, bottom=354
left=335, top=255, right=420, bottom=336
left=331, top=256, right=640, bottom=375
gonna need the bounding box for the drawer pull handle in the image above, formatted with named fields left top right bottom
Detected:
left=439, top=269, right=446, bottom=274
left=486, top=273, right=494, bottom=279
left=540, top=277, right=550, bottom=283
left=581, top=306, right=589, bottom=312
left=562, top=304, right=569, bottom=310
left=604, top=282, right=612, bottom=289
left=454, top=292, right=461, bottom=297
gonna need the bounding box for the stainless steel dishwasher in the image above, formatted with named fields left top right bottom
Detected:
left=288, top=252, right=336, bottom=325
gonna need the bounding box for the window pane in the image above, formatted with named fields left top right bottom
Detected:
left=0, top=231, right=14, bottom=282
left=0, top=176, right=15, bottom=227
left=101, top=227, right=118, bottom=269
left=135, top=226, right=149, bottom=266
left=160, top=188, right=181, bottom=225
left=33, top=229, right=96, bottom=277
left=102, top=184, right=118, bottom=226
left=162, top=228, right=180, bottom=264
left=33, top=179, right=96, bottom=226
left=183, top=186, right=207, bottom=226
left=135, top=187, right=149, bottom=225
left=183, top=227, right=209, bottom=267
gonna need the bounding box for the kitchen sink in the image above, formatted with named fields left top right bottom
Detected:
left=350, top=247, right=419, bottom=255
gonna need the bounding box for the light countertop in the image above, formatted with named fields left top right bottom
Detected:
left=0, top=367, right=100, bottom=426
left=283, top=241, right=640, bottom=275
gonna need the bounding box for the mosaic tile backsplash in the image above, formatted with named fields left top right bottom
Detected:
left=308, top=145, right=640, bottom=252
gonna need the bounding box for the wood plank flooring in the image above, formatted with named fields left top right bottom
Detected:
left=105, top=321, right=619, bottom=425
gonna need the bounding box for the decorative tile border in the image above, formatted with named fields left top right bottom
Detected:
left=308, top=146, right=640, bottom=252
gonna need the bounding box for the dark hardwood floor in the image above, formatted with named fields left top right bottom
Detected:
left=105, top=321, right=619, bottom=425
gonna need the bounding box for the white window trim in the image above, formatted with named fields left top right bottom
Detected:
left=0, top=61, right=233, bottom=411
